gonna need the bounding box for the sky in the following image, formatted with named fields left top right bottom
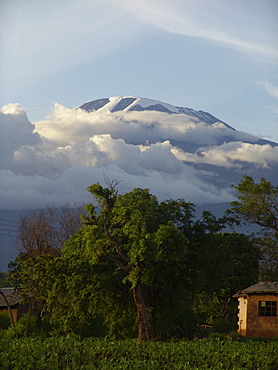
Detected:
left=1, top=0, right=278, bottom=140
left=0, top=0, right=278, bottom=212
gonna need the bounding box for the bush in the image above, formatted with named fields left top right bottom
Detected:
left=211, top=318, right=235, bottom=334
left=4, top=314, right=38, bottom=339
left=0, top=311, right=11, bottom=330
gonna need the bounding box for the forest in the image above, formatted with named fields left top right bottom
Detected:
left=0, top=175, right=277, bottom=344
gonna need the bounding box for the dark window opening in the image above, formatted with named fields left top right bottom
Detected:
left=258, top=301, right=277, bottom=317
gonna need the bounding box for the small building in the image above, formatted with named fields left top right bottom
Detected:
left=0, top=287, right=27, bottom=323
left=234, top=282, right=278, bottom=338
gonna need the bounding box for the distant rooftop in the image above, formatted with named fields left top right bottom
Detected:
left=0, top=287, right=22, bottom=307
left=234, top=282, right=278, bottom=297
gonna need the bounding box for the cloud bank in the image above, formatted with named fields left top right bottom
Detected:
left=173, top=142, right=278, bottom=169
left=1, top=103, right=277, bottom=210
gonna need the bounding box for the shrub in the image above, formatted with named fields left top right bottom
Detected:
left=0, top=311, right=10, bottom=330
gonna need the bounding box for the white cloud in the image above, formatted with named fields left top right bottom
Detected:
left=0, top=104, right=239, bottom=209
left=0, top=104, right=41, bottom=170
left=34, top=104, right=259, bottom=147
left=0, top=164, right=234, bottom=210
left=173, top=142, right=278, bottom=168
left=257, top=81, right=278, bottom=115
left=259, top=81, right=278, bottom=100
left=1, top=103, right=277, bottom=210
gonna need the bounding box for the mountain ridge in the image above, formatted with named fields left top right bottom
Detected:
left=78, top=96, right=277, bottom=148
left=78, top=96, right=235, bottom=129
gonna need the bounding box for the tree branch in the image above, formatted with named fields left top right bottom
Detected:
left=106, top=254, right=133, bottom=272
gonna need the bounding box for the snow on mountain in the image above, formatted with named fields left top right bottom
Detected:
left=78, top=96, right=277, bottom=149
left=78, top=96, right=233, bottom=128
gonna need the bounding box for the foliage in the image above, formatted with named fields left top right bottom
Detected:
left=62, top=185, right=193, bottom=341
left=228, top=175, right=278, bottom=280
left=0, top=337, right=277, bottom=369
left=3, top=314, right=37, bottom=339
left=0, top=311, right=10, bottom=330
left=188, top=222, right=259, bottom=328
left=256, top=234, right=278, bottom=281
left=9, top=255, right=57, bottom=337
left=229, top=175, right=278, bottom=232
left=11, top=255, right=56, bottom=314
left=45, top=255, right=133, bottom=338
left=6, top=179, right=270, bottom=340
left=0, top=272, right=12, bottom=288
left=7, top=203, right=85, bottom=337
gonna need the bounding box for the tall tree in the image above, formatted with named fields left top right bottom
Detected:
left=229, top=175, right=278, bottom=232
left=191, top=231, right=259, bottom=329
left=228, top=175, right=278, bottom=280
left=11, top=255, right=56, bottom=336
left=9, top=203, right=85, bottom=335
left=63, top=184, right=190, bottom=341
left=16, top=203, right=84, bottom=258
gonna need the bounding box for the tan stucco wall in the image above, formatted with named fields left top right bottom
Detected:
left=237, top=297, right=247, bottom=336
left=237, top=294, right=278, bottom=338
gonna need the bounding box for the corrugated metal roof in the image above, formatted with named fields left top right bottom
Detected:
left=234, top=282, right=278, bottom=297
left=0, top=288, right=22, bottom=307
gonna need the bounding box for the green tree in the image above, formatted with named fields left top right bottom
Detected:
left=11, top=255, right=56, bottom=337
left=9, top=180, right=263, bottom=339
left=191, top=231, right=259, bottom=330
left=0, top=272, right=12, bottom=288
left=57, top=187, right=259, bottom=338
left=181, top=208, right=260, bottom=332
left=229, top=175, right=278, bottom=232
left=228, top=175, right=278, bottom=280
left=254, top=235, right=278, bottom=281
left=63, top=184, right=190, bottom=341
left=7, top=203, right=85, bottom=336
left=45, top=254, right=136, bottom=338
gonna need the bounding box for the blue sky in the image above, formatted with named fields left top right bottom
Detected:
left=1, top=0, right=278, bottom=141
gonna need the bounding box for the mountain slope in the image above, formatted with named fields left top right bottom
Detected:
left=79, top=96, right=234, bottom=128
left=78, top=96, right=277, bottom=149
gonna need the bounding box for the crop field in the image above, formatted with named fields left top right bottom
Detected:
left=0, top=337, right=277, bottom=369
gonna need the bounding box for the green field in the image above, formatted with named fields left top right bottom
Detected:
left=0, top=337, right=277, bottom=369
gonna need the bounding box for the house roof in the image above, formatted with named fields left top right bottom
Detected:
left=234, top=282, right=278, bottom=297
left=0, top=288, right=22, bottom=307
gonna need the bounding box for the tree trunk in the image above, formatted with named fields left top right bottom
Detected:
left=36, top=301, right=45, bottom=331
left=132, top=284, right=154, bottom=341
left=25, top=298, right=35, bottom=338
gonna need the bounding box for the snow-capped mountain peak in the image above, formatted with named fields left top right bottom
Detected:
left=78, top=96, right=232, bottom=128
left=79, top=96, right=178, bottom=113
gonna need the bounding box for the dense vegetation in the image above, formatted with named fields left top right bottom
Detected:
left=1, top=336, right=278, bottom=369
left=0, top=176, right=277, bottom=346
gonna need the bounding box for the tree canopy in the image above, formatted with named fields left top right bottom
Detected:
left=63, top=185, right=191, bottom=341
left=228, top=175, right=278, bottom=281
left=7, top=180, right=262, bottom=340
left=229, top=175, right=278, bottom=232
